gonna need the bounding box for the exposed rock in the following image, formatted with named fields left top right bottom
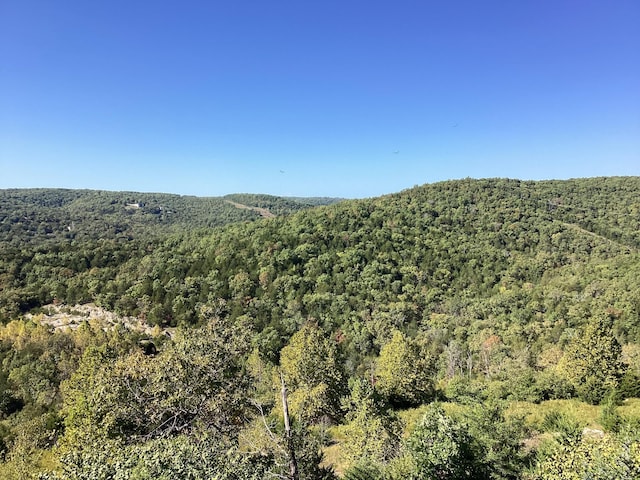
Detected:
left=26, top=303, right=173, bottom=337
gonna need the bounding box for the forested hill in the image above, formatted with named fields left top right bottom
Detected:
left=138, top=176, right=639, bottom=336
left=2, top=177, right=640, bottom=478
left=0, top=188, right=341, bottom=245
left=2, top=177, right=639, bottom=333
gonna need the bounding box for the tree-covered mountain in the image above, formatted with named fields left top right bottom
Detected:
left=0, top=188, right=341, bottom=246
left=4, top=178, right=637, bottom=331
left=1, top=177, right=639, bottom=479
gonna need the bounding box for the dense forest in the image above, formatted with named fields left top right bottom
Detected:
left=1, top=177, right=639, bottom=479
left=0, top=188, right=340, bottom=246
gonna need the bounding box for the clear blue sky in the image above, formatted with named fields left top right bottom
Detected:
left=1, top=1, right=639, bottom=198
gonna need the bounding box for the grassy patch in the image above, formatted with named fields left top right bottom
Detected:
left=508, top=399, right=600, bottom=429
left=619, top=397, right=640, bottom=422
left=507, top=398, right=640, bottom=431
left=397, top=402, right=469, bottom=436
left=322, top=442, right=345, bottom=477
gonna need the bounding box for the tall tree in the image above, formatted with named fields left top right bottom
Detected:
left=375, top=330, right=435, bottom=407
left=340, top=378, right=401, bottom=467
left=279, top=323, right=345, bottom=422
left=559, top=312, right=625, bottom=404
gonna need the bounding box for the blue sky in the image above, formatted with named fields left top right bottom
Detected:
left=1, top=1, right=638, bottom=198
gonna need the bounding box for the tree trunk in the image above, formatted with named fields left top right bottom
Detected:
left=281, top=372, right=299, bottom=480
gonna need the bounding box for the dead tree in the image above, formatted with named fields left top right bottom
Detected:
left=280, top=372, right=299, bottom=480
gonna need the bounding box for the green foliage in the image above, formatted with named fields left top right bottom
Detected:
left=533, top=367, right=576, bottom=401
left=443, top=376, right=488, bottom=405
left=387, top=403, right=483, bottom=480
left=375, top=330, right=435, bottom=407
left=340, top=379, right=401, bottom=466
left=342, top=462, right=384, bottom=480
left=2, top=178, right=640, bottom=476
left=279, top=323, right=346, bottom=422
left=239, top=411, right=337, bottom=479
left=620, top=370, right=640, bottom=399
left=61, top=318, right=252, bottom=446
left=42, top=434, right=277, bottom=480
left=530, top=427, right=640, bottom=480
left=223, top=193, right=341, bottom=216
left=4, top=179, right=640, bottom=348
left=559, top=313, right=625, bottom=404
left=600, top=391, right=622, bottom=432
left=289, top=423, right=339, bottom=480
left=540, top=411, right=583, bottom=444
left=0, top=188, right=314, bottom=248
left=464, top=401, right=530, bottom=479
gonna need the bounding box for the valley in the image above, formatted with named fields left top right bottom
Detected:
left=1, top=177, right=639, bottom=479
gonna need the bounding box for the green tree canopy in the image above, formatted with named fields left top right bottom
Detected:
left=375, top=330, right=435, bottom=407
left=387, top=404, right=484, bottom=480
left=559, top=312, right=625, bottom=404
left=279, top=323, right=345, bottom=422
